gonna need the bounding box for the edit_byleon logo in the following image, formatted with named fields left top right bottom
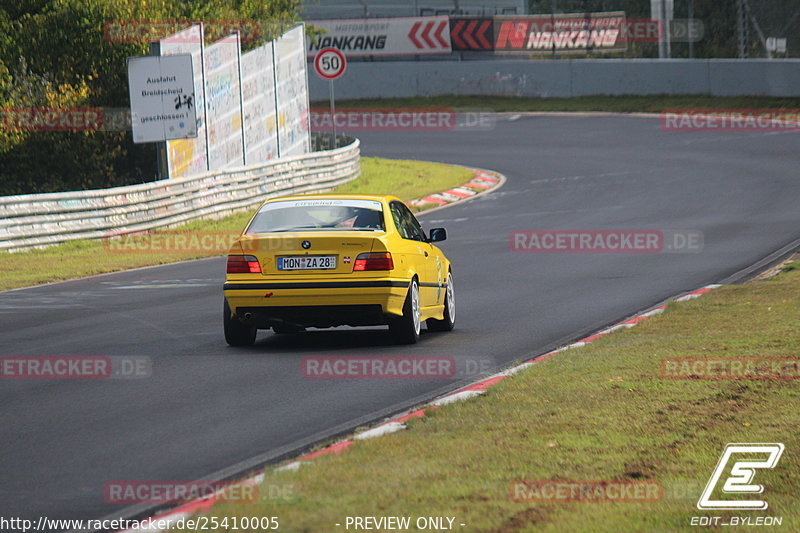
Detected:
left=697, top=443, right=784, bottom=511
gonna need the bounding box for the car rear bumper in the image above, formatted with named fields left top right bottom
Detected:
left=223, top=278, right=410, bottom=327
left=235, top=305, right=387, bottom=328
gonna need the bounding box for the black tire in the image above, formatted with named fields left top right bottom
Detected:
left=427, top=271, right=455, bottom=332
left=224, top=299, right=257, bottom=346
left=389, top=278, right=421, bottom=344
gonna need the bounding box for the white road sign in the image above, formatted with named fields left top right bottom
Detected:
left=314, top=48, right=347, bottom=80
left=127, top=54, right=197, bottom=144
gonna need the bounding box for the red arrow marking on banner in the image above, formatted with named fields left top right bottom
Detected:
left=450, top=20, right=466, bottom=48
left=450, top=20, right=467, bottom=48
left=476, top=20, right=492, bottom=49
left=463, top=20, right=480, bottom=49
left=421, top=21, right=436, bottom=48
left=408, top=21, right=423, bottom=48
left=434, top=20, right=449, bottom=47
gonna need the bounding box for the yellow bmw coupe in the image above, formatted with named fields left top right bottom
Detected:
left=223, top=195, right=455, bottom=346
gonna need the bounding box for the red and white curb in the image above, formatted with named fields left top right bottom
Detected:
left=119, top=474, right=265, bottom=532
left=407, top=170, right=503, bottom=209
left=119, top=284, right=721, bottom=532
left=275, top=284, right=725, bottom=469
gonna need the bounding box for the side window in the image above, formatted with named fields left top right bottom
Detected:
left=401, top=204, right=426, bottom=241
left=390, top=203, right=410, bottom=239
left=391, top=202, right=425, bottom=242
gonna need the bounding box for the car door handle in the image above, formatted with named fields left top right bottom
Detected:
left=424, top=251, right=429, bottom=257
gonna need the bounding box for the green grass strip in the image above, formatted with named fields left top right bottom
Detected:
left=0, top=157, right=473, bottom=291
left=319, top=95, right=800, bottom=113
left=179, top=262, right=800, bottom=532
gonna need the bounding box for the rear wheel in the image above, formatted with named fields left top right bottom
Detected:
left=224, top=299, right=256, bottom=346
left=427, top=271, right=455, bottom=332
left=389, top=279, right=421, bottom=344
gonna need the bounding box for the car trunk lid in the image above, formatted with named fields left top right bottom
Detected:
left=239, top=231, right=382, bottom=275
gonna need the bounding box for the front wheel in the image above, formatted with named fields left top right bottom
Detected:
left=389, top=279, right=421, bottom=344
left=427, top=271, right=455, bottom=332
left=224, top=299, right=256, bottom=346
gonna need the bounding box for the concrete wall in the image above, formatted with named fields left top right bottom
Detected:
left=308, top=59, right=800, bottom=100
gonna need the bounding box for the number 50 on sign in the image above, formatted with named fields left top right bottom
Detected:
left=314, top=48, right=346, bottom=80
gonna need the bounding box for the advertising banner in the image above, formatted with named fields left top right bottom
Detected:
left=450, top=17, right=494, bottom=51
left=307, top=16, right=451, bottom=57
left=494, top=12, right=627, bottom=54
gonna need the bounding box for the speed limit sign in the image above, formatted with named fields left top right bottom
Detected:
left=314, top=48, right=346, bottom=146
left=314, top=48, right=347, bottom=80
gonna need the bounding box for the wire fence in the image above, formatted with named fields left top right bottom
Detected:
left=525, top=0, right=798, bottom=58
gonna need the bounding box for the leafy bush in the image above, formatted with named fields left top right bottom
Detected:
left=0, top=0, right=300, bottom=196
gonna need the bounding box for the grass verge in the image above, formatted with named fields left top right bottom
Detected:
left=180, top=262, right=800, bottom=532
left=0, top=157, right=473, bottom=291
left=318, top=94, right=800, bottom=113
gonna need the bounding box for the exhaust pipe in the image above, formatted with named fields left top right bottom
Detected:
left=244, top=312, right=253, bottom=320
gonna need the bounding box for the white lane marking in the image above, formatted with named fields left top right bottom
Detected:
left=109, top=284, right=213, bottom=289
left=354, top=422, right=407, bottom=440
left=489, top=362, right=535, bottom=377
left=430, top=390, right=484, bottom=406
left=275, top=461, right=303, bottom=472
left=101, top=278, right=218, bottom=290
left=675, top=284, right=723, bottom=301
left=426, top=217, right=469, bottom=224
left=529, top=170, right=652, bottom=184
left=598, top=324, right=626, bottom=335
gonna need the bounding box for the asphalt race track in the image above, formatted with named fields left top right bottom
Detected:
left=1, top=114, right=799, bottom=526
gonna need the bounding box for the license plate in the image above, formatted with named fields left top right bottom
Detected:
left=277, top=255, right=337, bottom=270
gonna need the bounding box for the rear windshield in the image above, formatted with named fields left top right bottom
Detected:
left=246, top=199, right=385, bottom=233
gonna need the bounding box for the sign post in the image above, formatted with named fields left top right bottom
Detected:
left=313, top=47, right=346, bottom=148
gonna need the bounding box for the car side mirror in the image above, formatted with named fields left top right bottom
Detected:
left=428, top=228, right=447, bottom=242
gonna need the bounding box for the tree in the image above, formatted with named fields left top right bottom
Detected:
left=0, top=0, right=301, bottom=195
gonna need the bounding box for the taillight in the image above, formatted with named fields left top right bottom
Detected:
left=353, top=252, right=393, bottom=271
left=227, top=255, right=262, bottom=273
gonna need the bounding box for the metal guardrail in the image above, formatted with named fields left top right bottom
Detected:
left=0, top=137, right=360, bottom=252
